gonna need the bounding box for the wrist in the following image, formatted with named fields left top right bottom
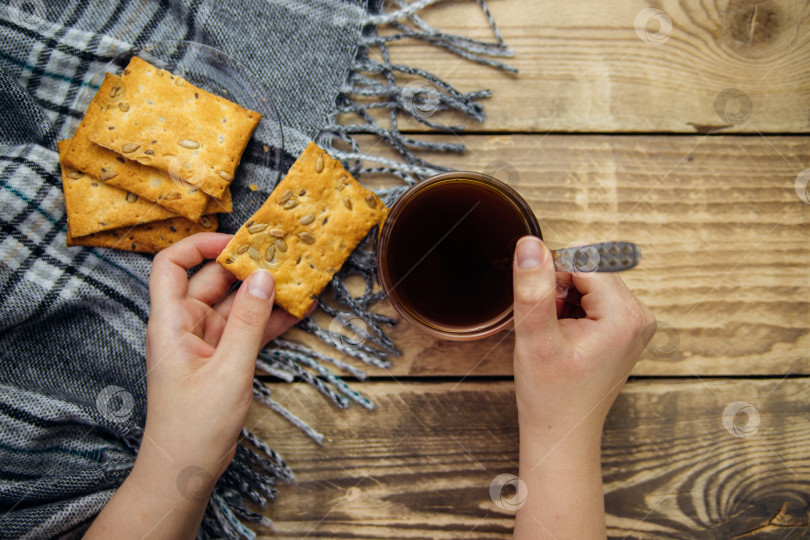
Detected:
left=517, top=415, right=603, bottom=467
left=83, top=441, right=215, bottom=540
left=130, top=435, right=217, bottom=513
left=514, top=419, right=607, bottom=540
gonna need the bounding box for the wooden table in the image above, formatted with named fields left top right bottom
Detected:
left=250, top=1, right=810, bottom=537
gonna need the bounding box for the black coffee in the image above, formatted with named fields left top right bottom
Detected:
left=385, top=180, right=533, bottom=329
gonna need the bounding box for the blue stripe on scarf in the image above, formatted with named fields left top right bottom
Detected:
left=0, top=51, right=101, bottom=90
left=0, top=179, right=148, bottom=289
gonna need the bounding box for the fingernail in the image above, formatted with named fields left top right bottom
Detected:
left=516, top=237, right=545, bottom=269
left=247, top=269, right=274, bottom=300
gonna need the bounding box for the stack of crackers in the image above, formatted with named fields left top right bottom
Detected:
left=58, top=56, right=261, bottom=253
left=217, top=143, right=388, bottom=318
left=57, top=56, right=387, bottom=316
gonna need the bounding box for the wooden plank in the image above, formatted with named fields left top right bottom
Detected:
left=281, top=134, right=810, bottom=377
left=352, top=0, right=810, bottom=133
left=247, top=379, right=810, bottom=538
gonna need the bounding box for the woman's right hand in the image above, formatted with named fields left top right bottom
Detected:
left=510, top=235, right=655, bottom=539
left=512, top=236, right=656, bottom=443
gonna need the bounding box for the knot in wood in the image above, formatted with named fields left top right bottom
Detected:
left=725, top=0, right=783, bottom=49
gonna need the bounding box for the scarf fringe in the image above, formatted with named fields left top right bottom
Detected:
left=223, top=1, right=515, bottom=536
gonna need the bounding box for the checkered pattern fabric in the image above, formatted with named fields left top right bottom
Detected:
left=0, top=1, right=366, bottom=538
left=0, top=0, right=512, bottom=536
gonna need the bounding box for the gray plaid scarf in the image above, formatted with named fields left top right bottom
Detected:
left=0, top=0, right=513, bottom=537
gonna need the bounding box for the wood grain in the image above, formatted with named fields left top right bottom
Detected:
left=241, top=6, right=810, bottom=538
left=247, top=379, right=810, bottom=538
left=350, top=0, right=810, bottom=133
left=279, top=134, right=810, bottom=377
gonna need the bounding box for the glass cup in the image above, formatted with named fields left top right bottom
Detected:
left=377, top=171, right=542, bottom=341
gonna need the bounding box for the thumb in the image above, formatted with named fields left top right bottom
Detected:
left=217, top=269, right=275, bottom=370
left=512, top=236, right=563, bottom=353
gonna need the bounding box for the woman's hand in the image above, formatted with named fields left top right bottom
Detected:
left=142, top=232, right=299, bottom=480
left=85, top=233, right=302, bottom=539
left=513, top=236, right=655, bottom=444
left=511, top=236, right=655, bottom=539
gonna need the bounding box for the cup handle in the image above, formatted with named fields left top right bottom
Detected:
left=551, top=242, right=641, bottom=273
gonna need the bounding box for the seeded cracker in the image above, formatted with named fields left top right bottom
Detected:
left=58, top=141, right=184, bottom=237
left=67, top=215, right=217, bottom=253
left=62, top=135, right=233, bottom=219
left=216, top=143, right=387, bottom=318
left=87, top=57, right=261, bottom=200
left=61, top=132, right=231, bottom=218
left=60, top=73, right=229, bottom=221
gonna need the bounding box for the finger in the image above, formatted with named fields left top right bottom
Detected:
left=150, top=233, right=232, bottom=313
left=216, top=269, right=276, bottom=372
left=209, top=297, right=299, bottom=347
left=214, top=286, right=315, bottom=322
left=213, top=290, right=314, bottom=345
left=213, top=289, right=236, bottom=320
left=572, top=271, right=634, bottom=321
left=512, top=236, right=564, bottom=354
left=187, top=261, right=238, bottom=306
left=198, top=307, right=227, bottom=348
left=260, top=308, right=301, bottom=346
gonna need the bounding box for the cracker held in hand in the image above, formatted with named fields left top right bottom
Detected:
left=217, top=143, right=387, bottom=318
left=67, top=215, right=217, bottom=253
left=60, top=73, right=219, bottom=221
left=88, top=57, right=261, bottom=199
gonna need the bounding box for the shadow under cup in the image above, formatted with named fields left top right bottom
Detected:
left=377, top=172, right=542, bottom=341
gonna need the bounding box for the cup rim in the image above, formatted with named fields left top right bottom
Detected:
left=376, top=171, right=542, bottom=341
